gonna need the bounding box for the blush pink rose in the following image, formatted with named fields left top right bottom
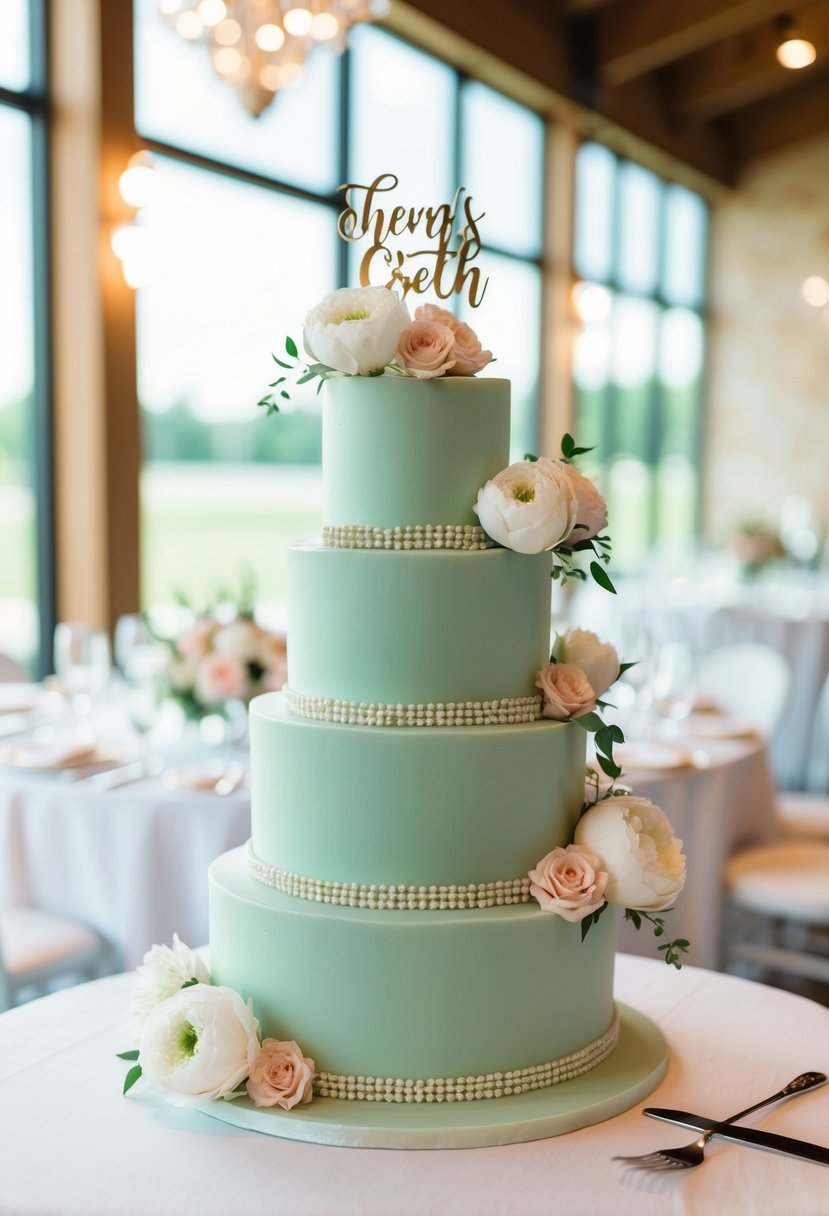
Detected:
left=414, top=304, right=493, bottom=375
left=560, top=464, right=608, bottom=541
left=528, top=844, right=608, bottom=923
left=397, top=319, right=456, bottom=379
left=259, top=633, right=288, bottom=692
left=194, top=650, right=247, bottom=705
left=177, top=618, right=217, bottom=658
left=246, top=1038, right=315, bottom=1110
left=536, top=662, right=596, bottom=720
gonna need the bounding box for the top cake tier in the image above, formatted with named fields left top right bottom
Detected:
left=322, top=376, right=510, bottom=530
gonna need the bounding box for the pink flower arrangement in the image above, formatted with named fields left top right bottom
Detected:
left=162, top=611, right=287, bottom=717
left=396, top=303, right=493, bottom=379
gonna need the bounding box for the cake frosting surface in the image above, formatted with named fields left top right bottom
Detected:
left=209, top=370, right=617, bottom=1095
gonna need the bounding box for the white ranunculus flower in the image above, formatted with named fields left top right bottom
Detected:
left=574, top=795, right=686, bottom=912
left=139, top=983, right=261, bottom=1106
left=212, top=619, right=262, bottom=661
left=474, top=459, right=577, bottom=554
left=555, top=628, right=620, bottom=699
left=303, top=286, right=411, bottom=376
left=131, top=934, right=210, bottom=1035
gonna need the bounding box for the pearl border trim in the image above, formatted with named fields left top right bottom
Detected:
left=313, top=1010, right=620, bottom=1102
left=286, top=690, right=543, bottom=728
left=247, top=843, right=531, bottom=910
left=323, top=524, right=490, bottom=551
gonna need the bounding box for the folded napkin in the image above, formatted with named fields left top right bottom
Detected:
left=0, top=741, right=112, bottom=770
left=614, top=741, right=694, bottom=771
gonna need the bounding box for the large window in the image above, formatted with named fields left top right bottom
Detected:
left=572, top=142, right=708, bottom=572
left=133, top=3, right=544, bottom=614
left=0, top=0, right=52, bottom=675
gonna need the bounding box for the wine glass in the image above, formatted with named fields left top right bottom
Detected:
left=53, top=622, right=112, bottom=714
left=114, top=616, right=167, bottom=743
left=652, top=642, right=697, bottom=735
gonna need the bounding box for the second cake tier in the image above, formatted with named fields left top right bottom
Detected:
left=287, top=544, right=553, bottom=707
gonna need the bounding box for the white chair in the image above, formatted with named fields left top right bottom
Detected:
left=776, top=669, right=829, bottom=839
left=722, top=839, right=829, bottom=987
left=697, top=643, right=792, bottom=738
left=0, top=653, right=30, bottom=683
left=0, top=907, right=118, bottom=1013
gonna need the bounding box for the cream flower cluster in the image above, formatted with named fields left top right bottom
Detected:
left=302, top=287, right=492, bottom=380
left=122, top=937, right=315, bottom=1111
left=535, top=629, right=621, bottom=723
left=165, top=613, right=287, bottom=714
left=474, top=456, right=607, bottom=555
left=529, top=795, right=686, bottom=923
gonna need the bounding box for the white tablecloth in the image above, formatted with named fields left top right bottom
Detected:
left=617, top=735, right=778, bottom=969
left=1, top=956, right=828, bottom=1216
left=0, top=760, right=250, bottom=968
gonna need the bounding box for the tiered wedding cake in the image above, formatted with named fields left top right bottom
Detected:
left=126, top=274, right=684, bottom=1149
left=209, top=371, right=619, bottom=1103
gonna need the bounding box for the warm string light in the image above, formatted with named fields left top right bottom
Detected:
left=159, top=0, right=388, bottom=116
left=111, top=151, right=158, bottom=289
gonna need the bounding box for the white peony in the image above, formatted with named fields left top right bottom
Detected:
left=555, top=628, right=620, bottom=699
left=574, top=795, right=686, bottom=912
left=212, top=619, right=262, bottom=661
left=139, top=983, right=261, bottom=1106
left=131, top=934, right=210, bottom=1035
left=303, top=286, right=410, bottom=376
left=474, top=459, right=577, bottom=554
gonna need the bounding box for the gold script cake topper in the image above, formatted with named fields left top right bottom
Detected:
left=337, top=173, right=489, bottom=307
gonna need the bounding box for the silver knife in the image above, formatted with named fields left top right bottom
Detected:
left=644, top=1108, right=829, bottom=1166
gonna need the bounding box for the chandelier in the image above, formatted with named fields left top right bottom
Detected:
left=160, top=0, right=386, bottom=117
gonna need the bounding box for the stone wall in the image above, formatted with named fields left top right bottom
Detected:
left=705, top=133, right=829, bottom=547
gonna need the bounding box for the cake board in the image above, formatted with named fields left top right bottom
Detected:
left=199, top=1003, right=666, bottom=1150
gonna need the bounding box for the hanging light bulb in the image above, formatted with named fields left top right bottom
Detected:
left=775, top=15, right=817, bottom=68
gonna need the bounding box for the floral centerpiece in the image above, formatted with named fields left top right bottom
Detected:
left=155, top=595, right=287, bottom=724
left=728, top=519, right=785, bottom=576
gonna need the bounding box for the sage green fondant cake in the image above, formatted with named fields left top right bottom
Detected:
left=208, top=373, right=622, bottom=1107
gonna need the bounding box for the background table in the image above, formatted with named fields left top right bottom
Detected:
left=2, top=955, right=828, bottom=1216
left=0, top=752, right=249, bottom=968
left=615, top=734, right=778, bottom=968
left=572, top=575, right=829, bottom=790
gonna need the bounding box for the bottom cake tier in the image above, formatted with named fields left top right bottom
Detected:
left=209, top=847, right=618, bottom=1093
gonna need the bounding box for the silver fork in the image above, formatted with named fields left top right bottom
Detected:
left=614, top=1071, right=827, bottom=1171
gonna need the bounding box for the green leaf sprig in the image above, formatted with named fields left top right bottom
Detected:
left=624, top=909, right=689, bottom=969
left=553, top=434, right=616, bottom=595
left=257, top=336, right=333, bottom=414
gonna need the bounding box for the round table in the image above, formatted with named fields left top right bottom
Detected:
left=614, top=733, right=778, bottom=969
left=1, top=956, right=827, bottom=1215
left=0, top=731, right=250, bottom=969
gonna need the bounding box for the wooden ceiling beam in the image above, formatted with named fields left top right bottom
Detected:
left=666, top=3, right=829, bottom=120
left=720, top=67, right=829, bottom=160
left=595, top=0, right=786, bottom=88
left=586, top=72, right=734, bottom=184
